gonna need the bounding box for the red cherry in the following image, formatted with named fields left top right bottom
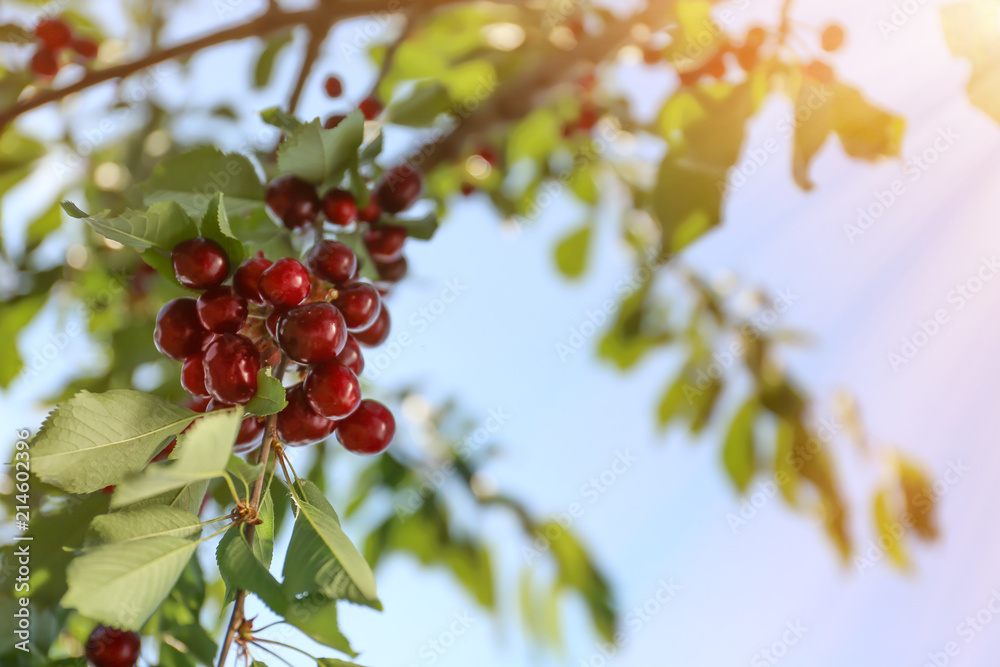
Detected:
left=577, top=104, right=600, bottom=131
left=324, top=114, right=347, bottom=129
left=155, top=298, right=209, bottom=361
left=265, top=309, right=285, bottom=338
left=354, top=306, right=390, bottom=347
left=71, top=37, right=99, bottom=59
left=642, top=47, right=661, bottom=65
left=821, top=24, right=845, bottom=52
left=746, top=26, right=766, bottom=48
left=359, top=96, right=382, bottom=120
left=197, top=286, right=248, bottom=334
left=705, top=56, right=726, bottom=79
left=276, top=383, right=338, bottom=446
left=233, top=257, right=273, bottom=305
left=735, top=44, right=759, bottom=71
left=304, top=362, right=361, bottom=419
left=460, top=183, right=476, bottom=196
left=324, top=75, right=343, bottom=97
left=375, top=255, right=407, bottom=283
left=306, top=240, right=357, bottom=286
left=85, top=625, right=141, bottom=667
left=803, top=60, right=834, bottom=84
left=322, top=188, right=358, bottom=226
left=334, top=334, right=365, bottom=375
left=30, top=48, right=59, bottom=77
left=363, top=225, right=407, bottom=262
left=151, top=439, right=176, bottom=463
left=181, top=353, right=210, bottom=398
left=258, top=258, right=311, bottom=308
left=172, top=237, right=229, bottom=289
left=186, top=396, right=211, bottom=412
left=265, top=175, right=320, bottom=229
left=276, top=302, right=348, bottom=364
left=203, top=334, right=260, bottom=405
left=357, top=196, right=381, bottom=223
left=336, top=399, right=395, bottom=455
left=332, top=282, right=381, bottom=331
left=375, top=166, right=422, bottom=213
left=233, top=417, right=265, bottom=453
left=35, top=19, right=72, bottom=50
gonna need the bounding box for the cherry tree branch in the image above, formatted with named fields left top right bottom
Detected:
left=286, top=27, right=326, bottom=115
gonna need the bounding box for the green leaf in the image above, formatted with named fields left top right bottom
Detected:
left=941, top=1, right=1000, bottom=124
left=384, top=80, right=453, bottom=126
left=216, top=524, right=287, bottom=612
left=198, top=192, right=245, bottom=269
left=111, top=408, right=242, bottom=507
left=254, top=34, right=293, bottom=88
left=62, top=200, right=198, bottom=251
left=86, top=506, right=202, bottom=546
left=61, top=535, right=202, bottom=629
left=873, top=489, right=910, bottom=569
left=0, top=293, right=46, bottom=388
left=277, top=112, right=365, bottom=187
left=32, top=390, right=199, bottom=493
left=226, top=455, right=263, bottom=493
left=831, top=83, right=904, bottom=161
left=317, top=660, right=368, bottom=667
left=285, top=596, right=356, bottom=656
left=381, top=211, right=439, bottom=241
left=722, top=398, right=757, bottom=492
left=0, top=24, right=32, bottom=43
left=245, top=367, right=287, bottom=416
left=131, top=479, right=210, bottom=514
left=282, top=480, right=380, bottom=609
left=25, top=201, right=63, bottom=252
left=651, top=156, right=724, bottom=253
left=553, top=222, right=591, bottom=279
left=260, top=107, right=304, bottom=134
left=140, top=147, right=265, bottom=217
left=792, top=78, right=834, bottom=190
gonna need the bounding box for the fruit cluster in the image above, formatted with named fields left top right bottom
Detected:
left=29, top=17, right=98, bottom=78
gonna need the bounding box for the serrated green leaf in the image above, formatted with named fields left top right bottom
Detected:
left=254, top=35, right=293, bottom=88
left=553, top=222, right=591, bottom=279
left=283, top=480, right=380, bottom=608
left=722, top=398, right=757, bottom=492
left=217, top=524, right=287, bottom=612
left=245, top=367, right=287, bottom=416
left=277, top=112, right=364, bottom=187
left=63, top=200, right=199, bottom=251
left=260, top=107, right=304, bottom=134
left=198, top=192, right=245, bottom=269
left=130, top=479, right=209, bottom=514
left=140, top=147, right=264, bottom=217
left=112, top=409, right=242, bottom=508
left=384, top=80, right=452, bottom=126
left=32, top=390, right=199, bottom=493
left=285, top=596, right=356, bottom=656
left=226, top=455, right=263, bottom=493
left=86, top=506, right=202, bottom=546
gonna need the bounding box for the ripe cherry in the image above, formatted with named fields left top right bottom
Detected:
left=577, top=104, right=600, bottom=131
left=821, top=24, right=845, bottom=52
left=334, top=334, right=365, bottom=375
left=357, top=196, right=381, bottom=223
left=258, top=258, right=311, bottom=308
left=745, top=26, right=766, bottom=48
left=642, top=47, right=661, bottom=65
left=276, top=302, right=348, bottom=364
left=172, top=237, right=229, bottom=289
left=265, top=308, right=285, bottom=338
left=276, top=383, right=338, bottom=446
left=151, top=439, right=176, bottom=463
left=233, top=257, right=273, bottom=305
left=324, top=114, right=347, bottom=129
left=265, top=175, right=320, bottom=229
left=72, top=37, right=99, bottom=59
left=85, top=625, right=141, bottom=667
left=354, top=306, right=390, bottom=347
left=30, top=48, right=59, bottom=77
left=197, top=286, right=248, bottom=334
left=363, top=225, right=407, bottom=262
left=375, top=166, right=422, bottom=213
left=460, top=183, right=476, bottom=197
left=155, top=298, right=209, bottom=361
left=324, top=75, right=343, bottom=97
left=803, top=60, right=834, bottom=84
left=375, top=255, right=407, bottom=283
left=181, top=352, right=209, bottom=398
left=734, top=44, right=759, bottom=71
left=359, top=96, right=383, bottom=120
left=203, top=334, right=260, bottom=405
left=336, top=399, right=395, bottom=455
left=233, top=417, right=265, bottom=453
left=332, top=282, right=381, bottom=331
left=304, top=362, right=361, bottom=419
left=322, top=188, right=358, bottom=226
left=35, top=19, right=72, bottom=50
left=306, top=240, right=357, bottom=286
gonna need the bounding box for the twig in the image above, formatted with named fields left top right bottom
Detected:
left=370, top=13, right=413, bottom=98
left=286, top=26, right=326, bottom=115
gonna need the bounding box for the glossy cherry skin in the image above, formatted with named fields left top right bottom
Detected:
left=322, top=189, right=357, bottom=226
left=332, top=283, right=381, bottom=332
left=334, top=334, right=365, bottom=375
left=171, top=237, right=229, bottom=289
left=304, top=362, right=361, bottom=419
left=357, top=196, right=381, bottom=223
left=324, top=75, right=343, bottom=97
left=276, top=383, right=338, bottom=446
left=203, top=334, right=260, bottom=405
left=306, top=240, right=357, bottom=286
left=233, top=257, right=273, bottom=305
left=276, top=302, right=347, bottom=364
left=354, top=306, right=390, bottom=347
left=336, top=399, right=395, bottom=455
left=359, top=96, right=382, bottom=120
left=181, top=352, right=209, bottom=398
left=324, top=114, right=347, bottom=129
left=265, top=308, right=285, bottom=338
left=30, top=48, right=58, bottom=77
left=197, top=286, right=248, bottom=334
left=233, top=417, right=265, bottom=453
left=258, top=258, right=311, bottom=308
left=35, top=19, right=72, bottom=50
left=375, top=255, right=407, bottom=283
left=154, top=298, right=209, bottom=361
left=375, top=166, right=422, bottom=213
left=85, top=625, right=141, bottom=667
left=265, top=175, right=320, bottom=229
left=363, top=225, right=407, bottom=262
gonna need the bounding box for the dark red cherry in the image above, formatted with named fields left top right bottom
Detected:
left=181, top=352, right=209, bottom=398
left=334, top=334, right=365, bottom=375
left=258, top=258, right=311, bottom=308
left=265, top=175, right=320, bottom=229
left=196, top=286, right=248, bottom=334
left=354, top=306, right=390, bottom=347
left=359, top=96, right=382, bottom=120
left=233, top=257, right=273, bottom=305
left=357, top=196, right=381, bottom=223
left=324, top=114, right=347, bottom=129
left=276, top=383, right=338, bottom=447
left=375, top=166, right=422, bottom=213
left=375, top=255, right=407, bottom=283
left=151, top=439, right=176, bottom=463
left=276, top=302, right=347, bottom=364
left=304, top=362, right=361, bottom=419
left=306, top=240, right=357, bottom=286
left=71, top=37, right=99, bottom=59
left=154, top=298, right=209, bottom=361
left=35, top=19, right=72, bottom=50
left=172, top=237, right=230, bottom=289
left=30, top=48, right=59, bottom=77
left=336, top=399, right=395, bottom=455
left=322, top=189, right=357, bottom=226
left=332, top=282, right=381, bottom=331
left=203, top=334, right=260, bottom=405
left=265, top=309, right=285, bottom=338
left=85, top=625, right=141, bottom=667
left=363, top=225, right=407, bottom=262
left=233, top=417, right=265, bottom=453
left=324, top=75, right=343, bottom=97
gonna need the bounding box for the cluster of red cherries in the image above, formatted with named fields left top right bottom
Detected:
left=153, top=164, right=423, bottom=456
left=29, top=17, right=98, bottom=78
